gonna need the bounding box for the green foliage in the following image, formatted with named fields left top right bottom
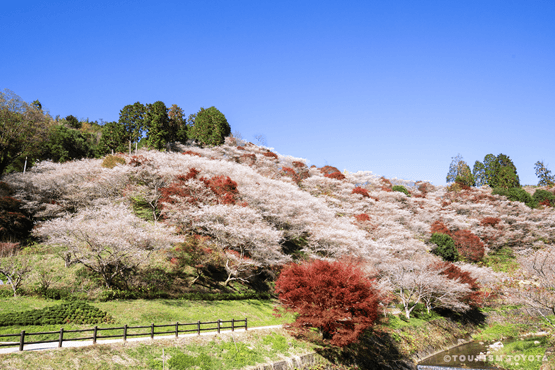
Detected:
left=430, top=233, right=459, bottom=262
left=44, top=124, right=94, bottom=162
left=446, top=154, right=474, bottom=186
left=119, top=102, right=146, bottom=147
left=130, top=195, right=159, bottom=221
left=0, top=301, right=113, bottom=327
left=483, top=247, right=519, bottom=273
left=168, top=104, right=188, bottom=144
left=98, top=121, right=127, bottom=155
left=533, top=189, right=555, bottom=206
left=0, top=89, right=51, bottom=176
left=535, top=161, right=555, bottom=187
left=144, top=101, right=170, bottom=150
left=473, top=160, right=487, bottom=187
left=392, top=185, right=410, bottom=196
left=482, top=153, right=520, bottom=189
left=492, top=187, right=537, bottom=208
left=65, top=115, right=81, bottom=129
left=101, top=154, right=126, bottom=169
left=188, top=106, right=231, bottom=147
left=488, top=336, right=548, bottom=370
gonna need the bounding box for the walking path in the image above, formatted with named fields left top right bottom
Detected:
left=0, top=325, right=283, bottom=354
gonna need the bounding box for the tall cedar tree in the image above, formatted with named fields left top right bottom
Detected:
left=144, top=101, right=170, bottom=150
left=275, top=259, right=379, bottom=347
left=188, top=106, right=231, bottom=147
left=167, top=104, right=188, bottom=145
left=118, top=102, right=146, bottom=152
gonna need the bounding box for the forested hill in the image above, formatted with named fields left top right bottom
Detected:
left=1, top=136, right=555, bottom=316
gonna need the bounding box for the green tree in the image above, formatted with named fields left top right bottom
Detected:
left=144, top=101, right=169, bottom=150
left=168, top=104, right=188, bottom=144
left=535, top=161, right=555, bottom=187
left=446, top=154, right=474, bottom=186
left=44, top=124, right=93, bottom=162
left=98, top=121, right=127, bottom=155
left=472, top=161, right=486, bottom=187
left=118, top=102, right=146, bottom=153
left=481, top=153, right=520, bottom=189
left=0, top=89, right=51, bottom=177
left=430, top=233, right=459, bottom=262
left=31, top=100, right=42, bottom=111
left=188, top=106, right=230, bottom=147
left=65, top=115, right=81, bottom=129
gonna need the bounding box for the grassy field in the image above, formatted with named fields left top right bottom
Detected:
left=0, top=296, right=294, bottom=344
left=0, top=328, right=319, bottom=370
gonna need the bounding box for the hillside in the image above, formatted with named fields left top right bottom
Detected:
left=1, top=138, right=555, bottom=315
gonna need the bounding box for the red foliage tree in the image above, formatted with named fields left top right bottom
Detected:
left=325, top=172, right=346, bottom=181
left=480, top=217, right=501, bottom=228
left=435, top=262, right=482, bottom=308
left=430, top=220, right=452, bottom=237
left=319, top=165, right=341, bottom=175
left=159, top=168, right=242, bottom=208
left=292, top=161, right=306, bottom=168
left=263, top=151, right=278, bottom=159
left=182, top=150, right=202, bottom=157
left=275, top=259, right=379, bottom=347
left=452, top=230, right=485, bottom=262
left=352, top=187, right=370, bottom=198
left=354, top=214, right=371, bottom=222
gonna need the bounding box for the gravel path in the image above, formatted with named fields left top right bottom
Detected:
left=0, top=325, right=283, bottom=354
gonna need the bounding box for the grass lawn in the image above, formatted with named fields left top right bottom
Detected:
left=0, top=328, right=318, bottom=370
left=0, top=297, right=294, bottom=344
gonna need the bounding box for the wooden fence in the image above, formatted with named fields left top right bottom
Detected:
left=0, top=318, right=247, bottom=351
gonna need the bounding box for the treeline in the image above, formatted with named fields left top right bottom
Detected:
left=0, top=89, right=231, bottom=177
left=447, top=153, right=555, bottom=188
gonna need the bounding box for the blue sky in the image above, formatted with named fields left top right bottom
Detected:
left=2, top=1, right=554, bottom=186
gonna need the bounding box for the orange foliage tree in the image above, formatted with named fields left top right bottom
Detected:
left=275, top=259, right=379, bottom=347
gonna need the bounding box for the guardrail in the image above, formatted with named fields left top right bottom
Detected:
left=0, top=318, right=247, bottom=351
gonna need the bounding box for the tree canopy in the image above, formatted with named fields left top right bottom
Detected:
left=188, top=106, right=230, bottom=146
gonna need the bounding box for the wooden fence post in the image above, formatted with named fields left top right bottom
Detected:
left=93, top=326, right=98, bottom=344
left=58, top=328, right=64, bottom=348
left=217, top=319, right=221, bottom=334
left=175, top=322, right=179, bottom=338
left=151, top=323, right=154, bottom=339
left=245, top=317, right=248, bottom=331
left=197, top=320, right=200, bottom=335
left=123, top=324, right=128, bottom=342
left=19, top=330, right=25, bottom=351
left=232, top=318, right=235, bottom=332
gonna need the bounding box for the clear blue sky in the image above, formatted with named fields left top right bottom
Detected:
left=2, top=1, right=554, bottom=185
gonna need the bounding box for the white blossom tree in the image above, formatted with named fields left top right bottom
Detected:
left=33, top=203, right=180, bottom=289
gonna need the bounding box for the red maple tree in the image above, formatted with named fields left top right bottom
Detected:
left=435, top=262, right=482, bottom=308
left=275, top=259, right=379, bottom=347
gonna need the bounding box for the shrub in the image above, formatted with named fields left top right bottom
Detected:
left=392, top=185, right=410, bottom=196
left=430, top=220, right=451, bottom=236
left=480, top=217, right=501, bottom=228
left=325, top=172, right=345, bottom=181
left=0, top=302, right=114, bottom=326
left=435, top=262, right=482, bottom=308
left=354, top=214, right=371, bottom=222
left=351, top=187, right=370, bottom=198
left=492, top=187, right=537, bottom=208
left=430, top=233, right=459, bottom=262
left=319, top=166, right=341, bottom=176
left=533, top=189, right=555, bottom=207
left=182, top=150, right=201, bottom=157
left=101, top=155, right=126, bottom=169
left=275, top=259, right=379, bottom=347
left=263, top=151, right=278, bottom=160
left=452, top=230, right=485, bottom=262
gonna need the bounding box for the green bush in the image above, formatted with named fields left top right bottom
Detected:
left=188, top=106, right=231, bottom=147
left=101, top=155, right=126, bottom=169
left=392, top=185, right=410, bottom=197
left=492, top=187, right=537, bottom=208
left=0, top=301, right=113, bottom=327
left=430, top=233, right=459, bottom=262
left=533, top=189, right=555, bottom=206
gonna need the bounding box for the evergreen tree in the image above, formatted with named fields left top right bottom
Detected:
left=168, top=104, right=188, bottom=144
left=118, top=102, right=146, bottom=153
left=188, top=106, right=230, bottom=147
left=144, top=101, right=169, bottom=150
left=446, top=154, right=474, bottom=186
left=472, top=161, right=486, bottom=187
left=534, top=161, right=555, bottom=187
left=98, top=121, right=127, bottom=155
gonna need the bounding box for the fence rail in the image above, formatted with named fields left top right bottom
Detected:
left=0, top=317, right=247, bottom=351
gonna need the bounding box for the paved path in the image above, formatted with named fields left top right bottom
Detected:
left=0, top=325, right=283, bottom=354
